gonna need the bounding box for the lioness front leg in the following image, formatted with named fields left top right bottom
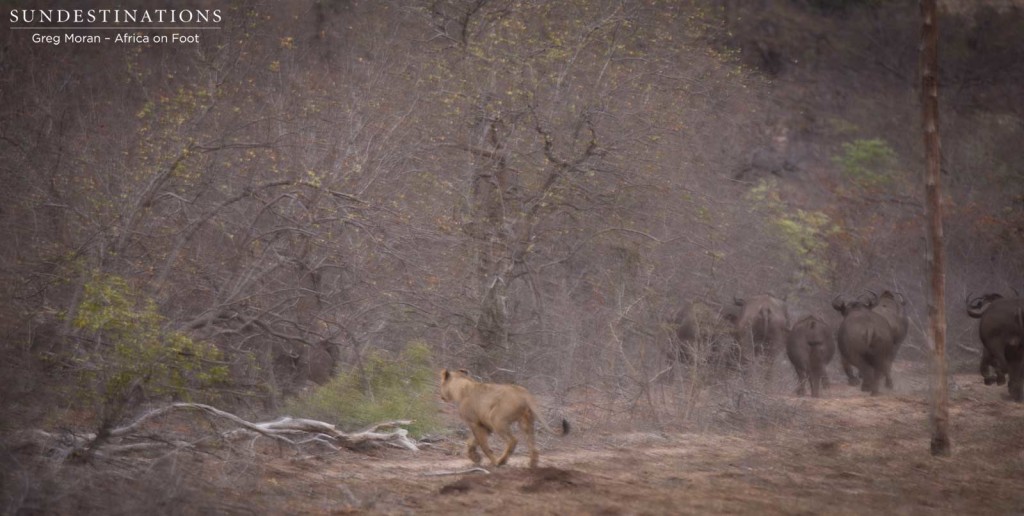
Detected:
left=470, top=424, right=499, bottom=466
left=494, top=424, right=517, bottom=466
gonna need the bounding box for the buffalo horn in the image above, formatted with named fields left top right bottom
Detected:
left=832, top=294, right=845, bottom=311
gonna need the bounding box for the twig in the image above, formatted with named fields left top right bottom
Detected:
left=956, top=343, right=981, bottom=355
left=420, top=467, right=491, bottom=477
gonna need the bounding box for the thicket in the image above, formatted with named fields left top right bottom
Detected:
left=284, top=342, right=441, bottom=437
left=69, top=272, right=227, bottom=429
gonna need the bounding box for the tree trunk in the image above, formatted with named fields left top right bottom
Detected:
left=920, top=0, right=950, bottom=457
left=471, top=120, right=511, bottom=353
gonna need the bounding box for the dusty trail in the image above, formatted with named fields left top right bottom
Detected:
left=235, top=373, right=1024, bottom=515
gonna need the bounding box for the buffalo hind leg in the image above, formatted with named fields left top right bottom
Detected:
left=980, top=348, right=998, bottom=385
left=794, top=365, right=808, bottom=396
left=841, top=356, right=859, bottom=386
left=980, top=347, right=1008, bottom=385
left=809, top=371, right=822, bottom=398
left=1008, top=344, right=1023, bottom=402
left=878, top=360, right=893, bottom=395
left=860, top=366, right=879, bottom=395
left=992, top=343, right=1014, bottom=392
left=762, top=346, right=780, bottom=384
left=1010, top=374, right=1023, bottom=402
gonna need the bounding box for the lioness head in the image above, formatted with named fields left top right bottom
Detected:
left=439, top=368, right=472, bottom=402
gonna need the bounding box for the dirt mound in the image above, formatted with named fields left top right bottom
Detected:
left=440, top=467, right=590, bottom=496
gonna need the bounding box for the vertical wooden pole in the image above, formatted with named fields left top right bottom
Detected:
left=920, top=0, right=951, bottom=456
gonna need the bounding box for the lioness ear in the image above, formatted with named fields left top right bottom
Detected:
left=457, top=368, right=469, bottom=376
left=442, top=369, right=450, bottom=381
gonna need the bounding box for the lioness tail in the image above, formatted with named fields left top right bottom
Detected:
left=527, top=396, right=570, bottom=436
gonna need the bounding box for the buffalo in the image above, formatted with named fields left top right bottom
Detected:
left=668, top=300, right=741, bottom=371
left=967, top=293, right=1024, bottom=401
left=786, top=315, right=835, bottom=397
left=869, top=290, right=909, bottom=389
left=832, top=294, right=896, bottom=396
left=732, top=294, right=790, bottom=378
left=873, top=290, right=908, bottom=346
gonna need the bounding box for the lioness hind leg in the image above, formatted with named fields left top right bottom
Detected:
left=522, top=414, right=538, bottom=468
left=465, top=436, right=481, bottom=465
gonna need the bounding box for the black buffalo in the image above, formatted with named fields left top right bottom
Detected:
left=869, top=290, right=908, bottom=389
left=732, top=294, right=790, bottom=379
left=668, top=300, right=741, bottom=371
left=832, top=295, right=895, bottom=396
left=786, top=315, right=835, bottom=397
left=967, top=293, right=1024, bottom=401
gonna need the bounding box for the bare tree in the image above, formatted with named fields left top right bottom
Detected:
left=920, top=0, right=950, bottom=457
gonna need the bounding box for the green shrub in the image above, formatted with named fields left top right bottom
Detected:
left=284, top=341, right=440, bottom=437
left=72, top=272, right=227, bottom=424
left=747, top=179, right=839, bottom=285
left=833, top=138, right=900, bottom=189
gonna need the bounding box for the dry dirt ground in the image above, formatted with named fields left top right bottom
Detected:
left=206, top=370, right=1024, bottom=515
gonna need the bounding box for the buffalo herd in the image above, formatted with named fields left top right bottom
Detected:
left=670, top=290, right=1024, bottom=402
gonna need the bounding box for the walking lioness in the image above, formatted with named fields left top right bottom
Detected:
left=439, top=369, right=569, bottom=468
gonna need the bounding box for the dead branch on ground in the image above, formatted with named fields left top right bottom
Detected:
left=16, top=403, right=419, bottom=460
left=420, top=467, right=491, bottom=476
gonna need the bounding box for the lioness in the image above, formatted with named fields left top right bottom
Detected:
left=439, top=369, right=569, bottom=468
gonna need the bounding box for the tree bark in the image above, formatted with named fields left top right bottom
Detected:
left=920, top=0, right=951, bottom=457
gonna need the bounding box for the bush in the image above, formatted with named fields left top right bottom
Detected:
left=833, top=138, right=900, bottom=190
left=71, top=272, right=227, bottom=426
left=747, top=179, right=839, bottom=285
left=284, top=341, right=440, bottom=437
